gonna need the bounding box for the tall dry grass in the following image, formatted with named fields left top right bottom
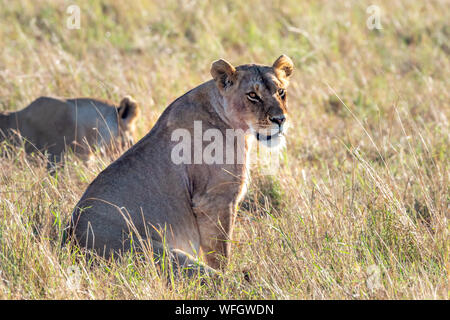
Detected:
left=0, top=0, right=448, bottom=299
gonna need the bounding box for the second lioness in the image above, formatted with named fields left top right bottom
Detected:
left=67, top=55, right=294, bottom=273
left=0, top=96, right=140, bottom=162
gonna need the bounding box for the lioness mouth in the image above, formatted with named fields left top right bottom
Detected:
left=256, top=132, right=283, bottom=141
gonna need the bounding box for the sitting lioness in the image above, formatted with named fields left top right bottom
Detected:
left=0, top=96, right=140, bottom=162
left=66, top=55, right=294, bottom=275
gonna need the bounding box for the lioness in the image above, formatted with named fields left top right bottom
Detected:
left=66, top=55, right=294, bottom=274
left=0, top=96, right=140, bottom=162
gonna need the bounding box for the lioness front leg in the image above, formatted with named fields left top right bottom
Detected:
left=194, top=195, right=236, bottom=269
left=150, top=240, right=217, bottom=277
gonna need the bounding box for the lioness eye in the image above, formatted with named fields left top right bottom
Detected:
left=247, top=92, right=260, bottom=102
left=278, top=88, right=285, bottom=97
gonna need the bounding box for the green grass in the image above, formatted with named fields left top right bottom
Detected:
left=0, top=0, right=448, bottom=299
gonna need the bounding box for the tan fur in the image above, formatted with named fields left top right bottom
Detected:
left=66, top=55, right=294, bottom=275
left=0, top=96, right=140, bottom=162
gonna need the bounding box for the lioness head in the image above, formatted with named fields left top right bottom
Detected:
left=117, top=96, right=140, bottom=146
left=211, top=55, right=294, bottom=148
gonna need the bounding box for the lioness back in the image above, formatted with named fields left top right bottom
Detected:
left=0, top=95, right=140, bottom=162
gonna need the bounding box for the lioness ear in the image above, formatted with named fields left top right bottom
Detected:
left=273, top=54, right=294, bottom=79
left=210, top=59, right=236, bottom=90
left=118, top=96, right=140, bottom=125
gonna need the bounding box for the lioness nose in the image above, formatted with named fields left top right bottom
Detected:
left=269, top=115, right=286, bottom=126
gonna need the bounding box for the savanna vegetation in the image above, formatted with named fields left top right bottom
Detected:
left=0, top=0, right=448, bottom=299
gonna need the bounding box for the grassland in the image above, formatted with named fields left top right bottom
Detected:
left=0, top=0, right=448, bottom=299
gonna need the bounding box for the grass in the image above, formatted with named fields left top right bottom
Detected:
left=0, top=0, right=448, bottom=299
